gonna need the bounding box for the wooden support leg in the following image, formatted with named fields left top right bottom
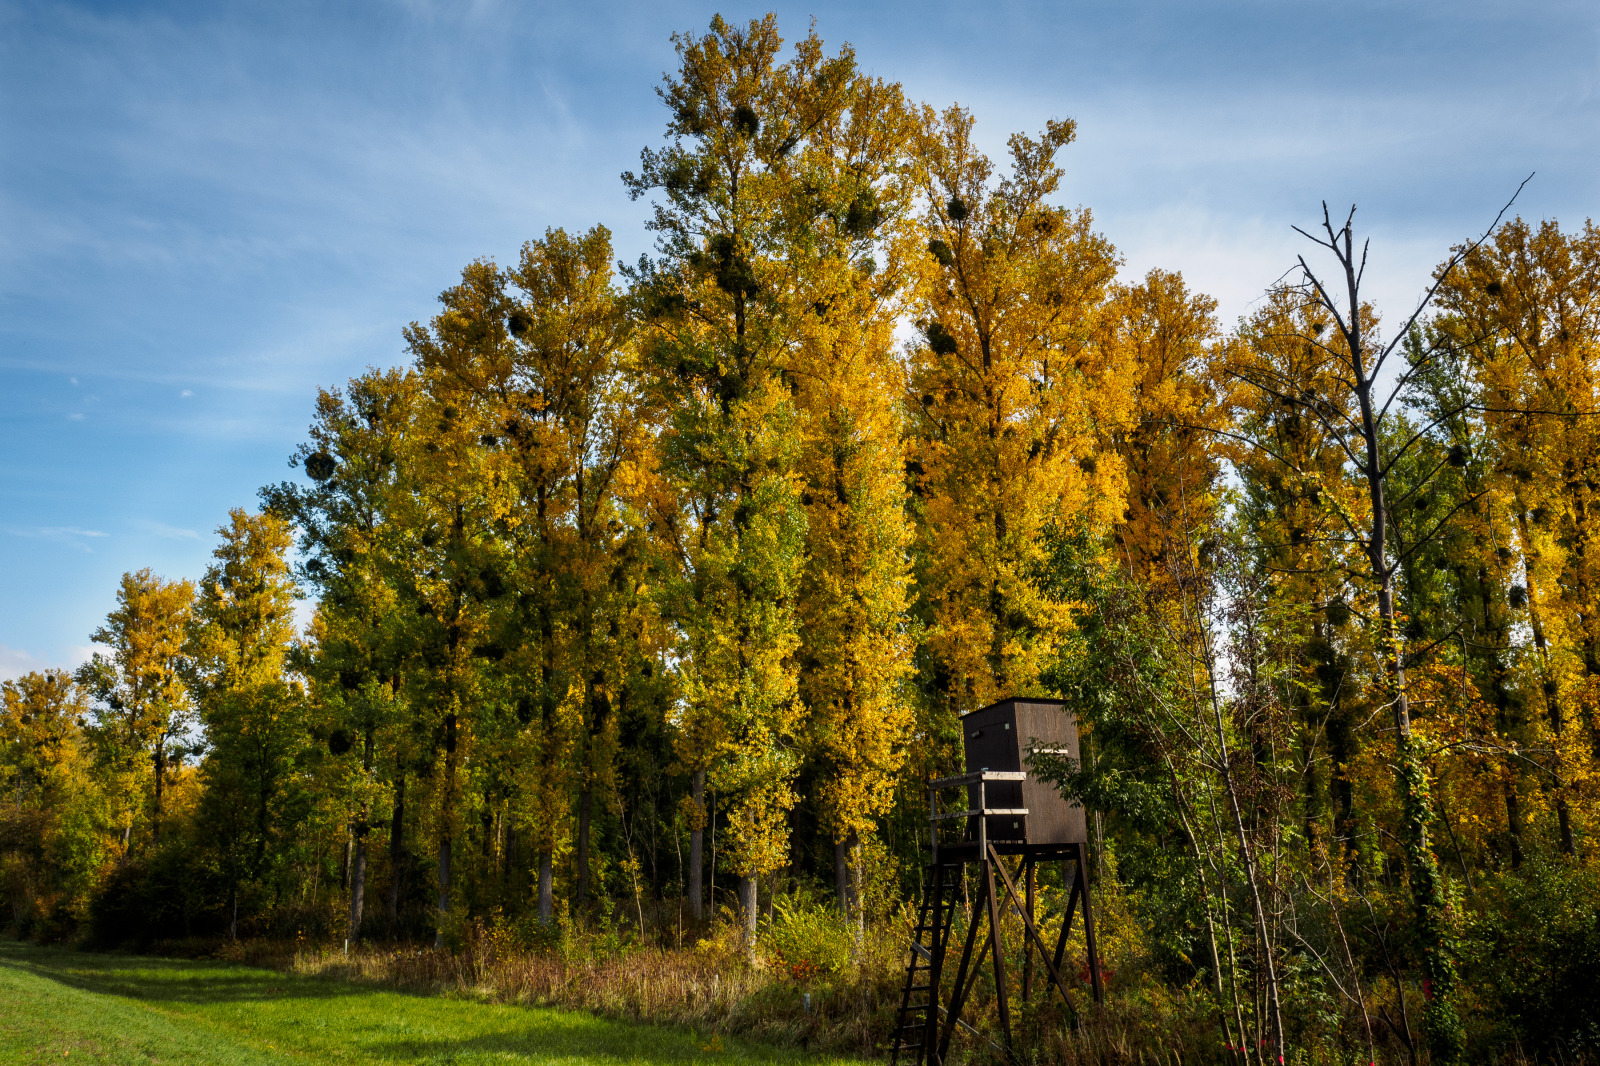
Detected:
left=1053, top=855, right=1081, bottom=977
left=937, top=872, right=990, bottom=1064
left=983, top=857, right=1012, bottom=1052
left=1023, top=860, right=1034, bottom=1001
left=1078, top=843, right=1104, bottom=1005
left=988, top=845, right=1078, bottom=1028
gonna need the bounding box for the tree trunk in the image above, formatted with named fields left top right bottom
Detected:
left=738, top=875, right=758, bottom=957
left=687, top=768, right=705, bottom=922
left=152, top=740, right=165, bottom=848
left=387, top=774, right=405, bottom=930
left=435, top=711, right=456, bottom=948
left=1517, top=507, right=1576, bottom=856
left=538, top=851, right=554, bottom=925
left=340, top=827, right=352, bottom=890
left=834, top=837, right=849, bottom=919
left=435, top=832, right=452, bottom=948
left=1206, top=659, right=1285, bottom=1065
left=851, top=841, right=864, bottom=945
left=503, top=822, right=517, bottom=897
left=576, top=787, right=593, bottom=903
left=1504, top=776, right=1525, bottom=869
left=349, top=822, right=368, bottom=942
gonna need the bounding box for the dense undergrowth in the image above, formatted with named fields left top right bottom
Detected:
left=29, top=867, right=1590, bottom=1066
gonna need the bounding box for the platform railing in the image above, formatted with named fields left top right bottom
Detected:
left=927, top=770, right=1028, bottom=865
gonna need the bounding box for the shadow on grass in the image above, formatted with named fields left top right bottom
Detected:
left=0, top=939, right=365, bottom=1005
left=366, top=1025, right=816, bottom=1065
left=0, top=941, right=852, bottom=1064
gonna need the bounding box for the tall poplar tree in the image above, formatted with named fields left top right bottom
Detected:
left=265, top=368, right=422, bottom=937
left=906, top=109, right=1125, bottom=720
left=399, top=282, right=520, bottom=945
left=625, top=15, right=863, bottom=934
left=187, top=508, right=305, bottom=938
left=78, top=569, right=197, bottom=852
left=1435, top=217, right=1600, bottom=855
left=411, top=226, right=650, bottom=917
left=782, top=64, right=919, bottom=923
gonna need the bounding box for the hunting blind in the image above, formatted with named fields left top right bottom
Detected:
left=890, top=697, right=1103, bottom=1066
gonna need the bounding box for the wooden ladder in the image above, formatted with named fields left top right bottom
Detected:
left=889, top=863, right=958, bottom=1066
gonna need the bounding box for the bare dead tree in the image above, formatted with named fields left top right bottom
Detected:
left=1221, top=187, right=1527, bottom=1063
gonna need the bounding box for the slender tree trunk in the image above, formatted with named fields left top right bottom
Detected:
left=387, top=774, right=405, bottom=930
left=436, top=712, right=456, bottom=948
left=152, top=740, right=165, bottom=848
left=349, top=833, right=367, bottom=941
left=834, top=837, right=849, bottom=919
left=738, top=875, right=758, bottom=957
left=538, top=852, right=554, bottom=925
left=576, top=787, right=593, bottom=904
left=850, top=840, right=865, bottom=946
left=1504, top=776, right=1525, bottom=869
left=350, top=728, right=371, bottom=944
left=340, top=827, right=352, bottom=890
left=688, top=768, right=705, bottom=922
left=1207, top=673, right=1285, bottom=1064
left=228, top=881, right=239, bottom=941
left=1168, top=765, right=1241, bottom=1056
left=504, top=822, right=517, bottom=897
left=435, top=833, right=452, bottom=947
left=1517, top=507, right=1576, bottom=855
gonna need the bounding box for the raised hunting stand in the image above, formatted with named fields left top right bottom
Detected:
left=889, top=697, right=1102, bottom=1066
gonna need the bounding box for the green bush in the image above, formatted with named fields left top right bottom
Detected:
left=1462, top=858, right=1600, bottom=1059
left=762, top=890, right=854, bottom=983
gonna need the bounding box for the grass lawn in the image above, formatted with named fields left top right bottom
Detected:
left=0, top=940, right=870, bottom=1066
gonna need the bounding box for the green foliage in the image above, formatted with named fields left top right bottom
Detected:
left=761, top=890, right=854, bottom=983
left=1463, top=860, right=1600, bottom=1059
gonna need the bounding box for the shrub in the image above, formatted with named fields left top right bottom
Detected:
left=1462, top=859, right=1600, bottom=1060
left=762, top=890, right=853, bottom=983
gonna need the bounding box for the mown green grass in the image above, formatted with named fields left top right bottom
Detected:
left=0, top=940, right=869, bottom=1066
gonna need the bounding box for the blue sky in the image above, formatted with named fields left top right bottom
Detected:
left=3, top=0, right=1596, bottom=678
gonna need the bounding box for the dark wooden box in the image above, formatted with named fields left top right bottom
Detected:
left=962, top=697, right=1087, bottom=846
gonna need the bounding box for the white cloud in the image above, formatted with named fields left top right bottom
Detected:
left=180, top=388, right=193, bottom=397
left=3, top=526, right=109, bottom=552
left=68, top=411, right=84, bottom=420
left=0, top=645, right=48, bottom=682
left=0, top=644, right=97, bottom=683
left=136, top=519, right=200, bottom=539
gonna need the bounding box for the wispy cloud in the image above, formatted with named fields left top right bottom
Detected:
left=136, top=519, right=200, bottom=540
left=0, top=644, right=96, bottom=683
left=4, top=526, right=110, bottom=552
left=0, top=644, right=47, bottom=682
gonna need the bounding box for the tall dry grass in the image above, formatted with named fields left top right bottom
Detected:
left=264, top=916, right=900, bottom=1055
